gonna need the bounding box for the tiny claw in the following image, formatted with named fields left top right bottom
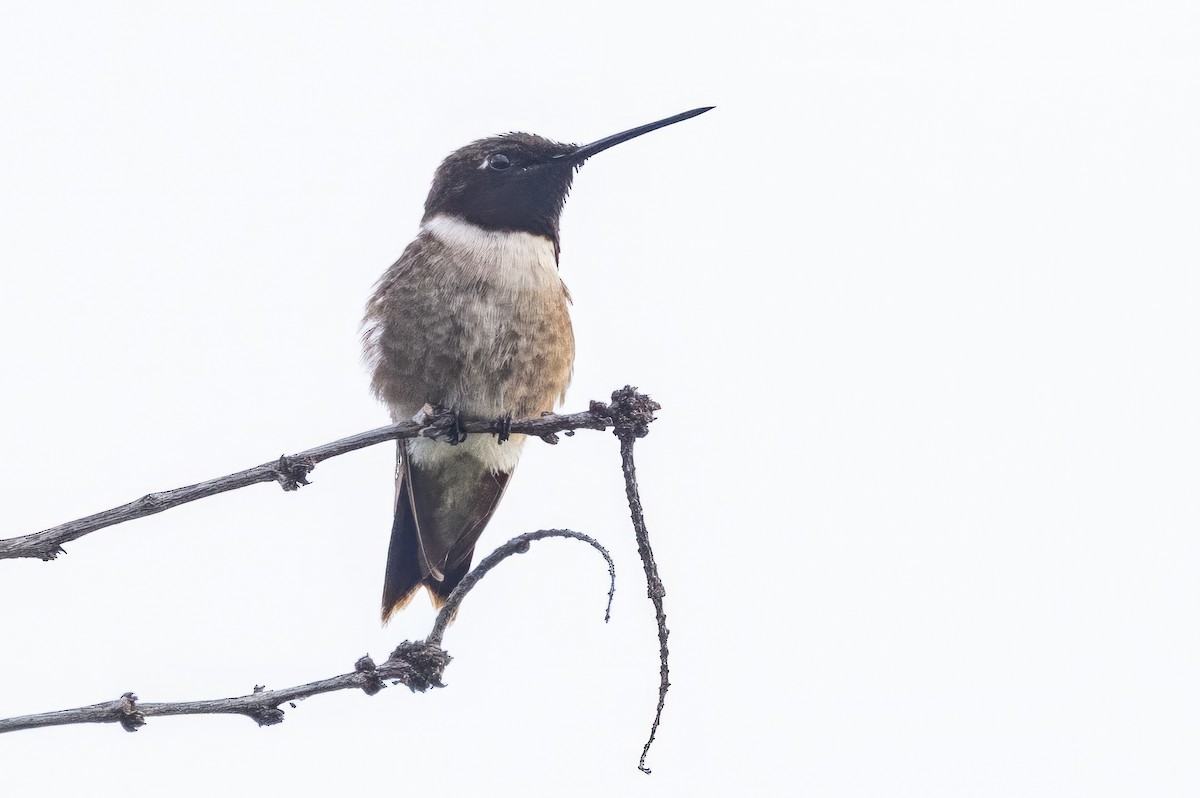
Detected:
left=494, top=411, right=513, bottom=444
left=449, top=408, right=467, bottom=445
left=117, top=692, right=145, bottom=732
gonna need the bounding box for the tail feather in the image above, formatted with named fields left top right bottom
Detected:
left=427, top=555, right=474, bottom=608
left=380, top=480, right=425, bottom=621
left=380, top=445, right=512, bottom=623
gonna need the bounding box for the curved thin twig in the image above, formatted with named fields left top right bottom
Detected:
left=427, top=528, right=615, bottom=646
left=0, top=406, right=613, bottom=562
left=0, top=529, right=612, bottom=735
left=606, top=387, right=669, bottom=774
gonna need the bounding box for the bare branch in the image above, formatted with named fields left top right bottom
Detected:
left=0, top=530, right=611, bottom=735
left=0, top=648, right=448, bottom=736
left=0, top=405, right=614, bottom=562
left=1, top=388, right=669, bottom=771
left=605, top=387, right=670, bottom=774
left=427, top=528, right=615, bottom=646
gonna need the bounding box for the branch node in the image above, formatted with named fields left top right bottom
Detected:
left=117, top=692, right=144, bottom=733
left=532, top=411, right=560, bottom=444
left=273, top=455, right=314, bottom=491
left=607, top=385, right=661, bottom=441
left=245, top=706, right=286, bottom=727
left=355, top=655, right=385, bottom=696
left=32, top=540, right=66, bottom=561
left=381, top=641, right=450, bottom=692
left=137, top=493, right=165, bottom=512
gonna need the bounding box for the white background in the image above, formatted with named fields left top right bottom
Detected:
left=2, top=2, right=1199, bottom=795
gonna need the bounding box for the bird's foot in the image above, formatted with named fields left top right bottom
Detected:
left=417, top=404, right=467, bottom=445
left=494, top=411, right=513, bottom=444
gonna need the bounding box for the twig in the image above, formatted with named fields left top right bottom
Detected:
left=2, top=388, right=670, bottom=771
left=605, top=386, right=669, bottom=774
left=0, top=529, right=612, bottom=735
left=428, top=528, right=615, bottom=646
left=0, top=406, right=613, bottom=562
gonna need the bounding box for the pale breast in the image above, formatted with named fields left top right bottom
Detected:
left=363, top=214, right=575, bottom=423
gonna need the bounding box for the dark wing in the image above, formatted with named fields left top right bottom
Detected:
left=381, top=443, right=512, bottom=622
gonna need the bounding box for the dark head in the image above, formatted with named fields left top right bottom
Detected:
left=422, top=107, right=714, bottom=245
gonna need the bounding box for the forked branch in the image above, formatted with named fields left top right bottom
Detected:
left=0, top=529, right=614, bottom=735
left=0, top=386, right=672, bottom=773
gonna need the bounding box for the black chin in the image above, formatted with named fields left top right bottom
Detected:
left=437, top=167, right=573, bottom=243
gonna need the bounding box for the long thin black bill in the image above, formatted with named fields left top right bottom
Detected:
left=561, top=106, right=714, bottom=164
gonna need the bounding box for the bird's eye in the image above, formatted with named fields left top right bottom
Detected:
left=489, top=154, right=512, bottom=171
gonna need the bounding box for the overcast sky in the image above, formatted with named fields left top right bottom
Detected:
left=2, top=2, right=1199, bottom=795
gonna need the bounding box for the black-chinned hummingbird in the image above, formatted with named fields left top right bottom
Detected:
left=362, top=107, right=713, bottom=621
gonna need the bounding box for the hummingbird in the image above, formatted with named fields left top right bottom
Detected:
left=362, top=106, right=713, bottom=621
